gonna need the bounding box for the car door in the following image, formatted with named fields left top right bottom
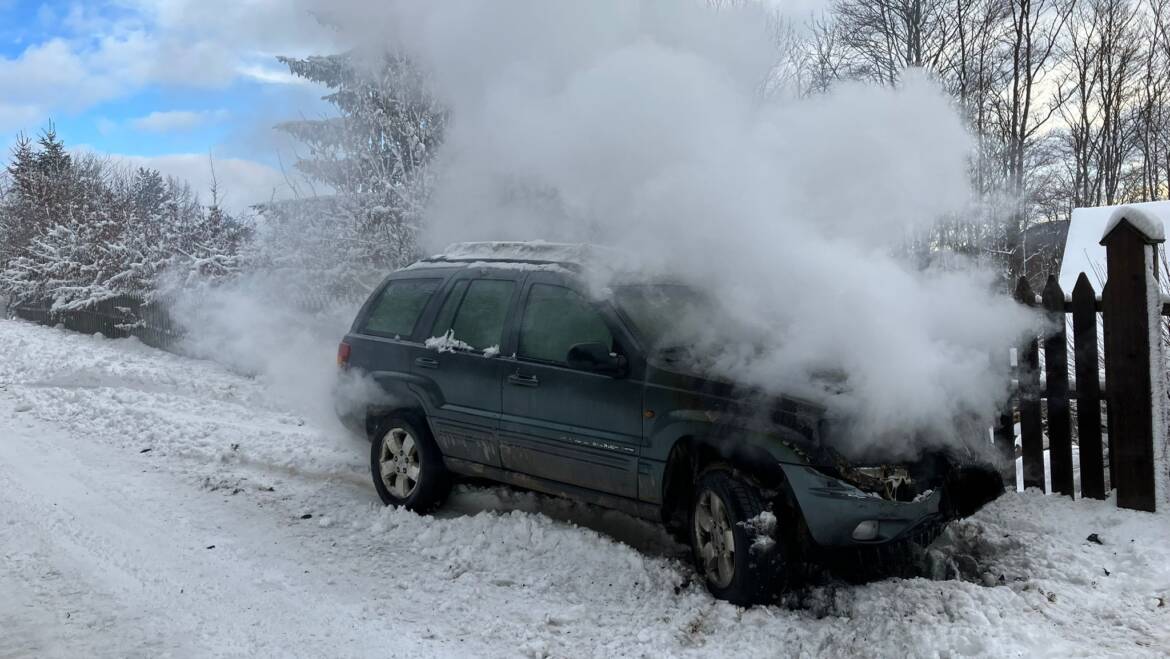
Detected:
left=499, top=274, right=643, bottom=499
left=411, top=270, right=522, bottom=468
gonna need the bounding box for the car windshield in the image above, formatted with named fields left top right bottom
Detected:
left=613, top=284, right=714, bottom=350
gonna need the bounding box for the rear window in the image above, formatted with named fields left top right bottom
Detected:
left=361, top=279, right=440, bottom=338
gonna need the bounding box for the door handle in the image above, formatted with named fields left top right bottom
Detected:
left=415, top=357, right=440, bottom=369
left=507, top=373, right=539, bottom=387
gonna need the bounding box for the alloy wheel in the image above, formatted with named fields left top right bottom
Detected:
left=694, top=489, right=736, bottom=588
left=378, top=427, right=421, bottom=499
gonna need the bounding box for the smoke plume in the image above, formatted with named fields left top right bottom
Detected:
left=306, top=0, right=1039, bottom=455
left=180, top=0, right=1040, bottom=458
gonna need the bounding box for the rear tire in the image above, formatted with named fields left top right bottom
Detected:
left=689, top=467, right=789, bottom=605
left=370, top=415, right=450, bottom=513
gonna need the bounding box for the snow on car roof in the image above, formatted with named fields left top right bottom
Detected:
left=420, top=241, right=634, bottom=269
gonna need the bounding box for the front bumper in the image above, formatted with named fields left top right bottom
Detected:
left=780, top=463, right=946, bottom=548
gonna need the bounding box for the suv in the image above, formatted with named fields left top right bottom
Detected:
left=335, top=242, right=1003, bottom=605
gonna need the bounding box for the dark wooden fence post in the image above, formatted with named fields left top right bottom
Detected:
left=992, top=344, right=1017, bottom=485
left=1101, top=216, right=1164, bottom=512
left=1015, top=277, right=1045, bottom=491
left=1072, top=273, right=1105, bottom=499
left=1043, top=276, right=1074, bottom=496
left=993, top=396, right=1016, bottom=477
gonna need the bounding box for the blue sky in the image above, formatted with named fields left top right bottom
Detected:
left=0, top=0, right=337, bottom=209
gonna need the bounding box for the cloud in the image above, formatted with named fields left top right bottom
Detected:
left=130, top=109, right=228, bottom=133
left=0, top=1, right=335, bottom=127
left=0, top=103, right=42, bottom=134
left=85, top=149, right=298, bottom=214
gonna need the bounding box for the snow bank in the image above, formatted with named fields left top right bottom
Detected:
left=2, top=319, right=1169, bottom=656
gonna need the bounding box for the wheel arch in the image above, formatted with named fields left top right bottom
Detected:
left=659, top=429, right=796, bottom=531
left=365, top=403, right=431, bottom=443
left=361, top=371, right=439, bottom=443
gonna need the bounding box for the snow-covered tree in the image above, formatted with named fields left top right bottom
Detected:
left=0, top=128, right=248, bottom=314
left=253, top=49, right=446, bottom=301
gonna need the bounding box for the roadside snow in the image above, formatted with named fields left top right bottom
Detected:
left=1, top=319, right=1168, bottom=657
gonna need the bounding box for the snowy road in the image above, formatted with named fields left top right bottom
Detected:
left=1, top=319, right=1168, bottom=658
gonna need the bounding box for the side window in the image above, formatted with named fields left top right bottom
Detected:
left=431, top=280, right=469, bottom=336
left=361, top=279, right=440, bottom=338
left=518, top=284, right=613, bottom=364
left=444, top=279, right=515, bottom=350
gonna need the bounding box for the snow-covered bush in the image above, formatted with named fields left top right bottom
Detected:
left=0, top=129, right=248, bottom=315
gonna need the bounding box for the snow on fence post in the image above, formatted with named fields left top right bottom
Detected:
left=1014, top=277, right=1045, bottom=491
left=1100, top=211, right=1167, bottom=512
left=1072, top=273, right=1106, bottom=499
left=1042, top=275, right=1074, bottom=497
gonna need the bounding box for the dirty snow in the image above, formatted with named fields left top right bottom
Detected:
left=1, top=318, right=1168, bottom=657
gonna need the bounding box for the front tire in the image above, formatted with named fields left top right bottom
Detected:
left=370, top=415, right=450, bottom=513
left=690, top=468, right=788, bottom=605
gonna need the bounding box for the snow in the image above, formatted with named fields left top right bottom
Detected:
left=1060, top=200, right=1170, bottom=291
left=742, top=511, right=778, bottom=553
left=1, top=318, right=1169, bottom=656
left=1104, top=205, right=1169, bottom=243
left=436, top=240, right=598, bottom=263
left=404, top=259, right=574, bottom=274
left=424, top=329, right=474, bottom=353
left=1147, top=246, right=1170, bottom=508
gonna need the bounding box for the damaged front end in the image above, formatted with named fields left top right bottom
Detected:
left=828, top=451, right=1006, bottom=518
left=776, top=443, right=1004, bottom=554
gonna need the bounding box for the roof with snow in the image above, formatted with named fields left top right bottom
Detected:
left=420, top=241, right=632, bottom=269
left=1059, top=201, right=1170, bottom=291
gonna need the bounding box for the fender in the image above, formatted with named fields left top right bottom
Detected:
left=643, top=408, right=820, bottom=511
left=340, top=369, right=438, bottom=440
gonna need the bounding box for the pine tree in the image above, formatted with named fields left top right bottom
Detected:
left=275, top=51, right=446, bottom=195
left=256, top=49, right=447, bottom=302
left=0, top=128, right=248, bottom=311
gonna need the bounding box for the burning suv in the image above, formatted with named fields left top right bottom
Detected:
left=335, top=242, right=1004, bottom=605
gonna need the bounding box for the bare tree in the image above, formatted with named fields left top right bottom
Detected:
left=1058, top=0, right=1104, bottom=209
left=1135, top=0, right=1170, bottom=200
left=833, top=0, right=960, bottom=85
left=1093, top=0, right=1144, bottom=204
left=993, top=0, right=1074, bottom=280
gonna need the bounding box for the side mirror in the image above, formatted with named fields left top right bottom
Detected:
left=566, top=342, right=627, bottom=376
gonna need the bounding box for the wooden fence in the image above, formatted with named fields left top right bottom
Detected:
left=995, top=215, right=1168, bottom=512
left=8, top=295, right=184, bottom=351
left=6, top=288, right=364, bottom=355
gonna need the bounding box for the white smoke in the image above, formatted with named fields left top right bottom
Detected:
left=173, top=0, right=1040, bottom=458
left=320, top=0, right=1040, bottom=454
